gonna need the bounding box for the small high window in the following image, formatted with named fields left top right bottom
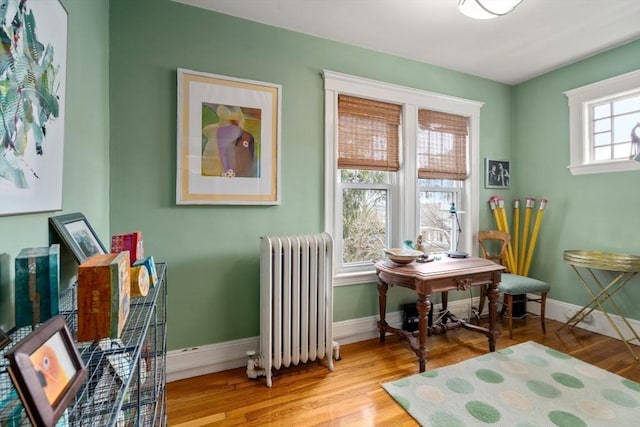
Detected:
left=565, top=70, right=640, bottom=175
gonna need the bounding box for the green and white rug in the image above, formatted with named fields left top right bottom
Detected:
left=382, top=341, right=640, bottom=426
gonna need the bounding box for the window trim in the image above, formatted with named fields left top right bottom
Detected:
left=323, top=70, right=483, bottom=286
left=564, top=69, right=640, bottom=175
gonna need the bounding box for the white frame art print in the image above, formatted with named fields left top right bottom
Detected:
left=0, top=0, right=68, bottom=216
left=176, top=69, right=282, bottom=205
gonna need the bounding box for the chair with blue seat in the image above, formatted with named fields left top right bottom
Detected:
left=477, top=230, right=550, bottom=338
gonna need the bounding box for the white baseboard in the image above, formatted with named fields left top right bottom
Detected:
left=167, top=296, right=639, bottom=382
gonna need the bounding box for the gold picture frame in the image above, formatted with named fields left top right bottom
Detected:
left=176, top=69, right=282, bottom=205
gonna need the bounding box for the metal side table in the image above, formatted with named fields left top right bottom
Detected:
left=560, top=250, right=640, bottom=360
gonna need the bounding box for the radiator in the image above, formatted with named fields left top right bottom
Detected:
left=248, top=233, right=337, bottom=387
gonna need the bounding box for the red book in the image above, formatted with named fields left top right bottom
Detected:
left=111, top=231, right=144, bottom=265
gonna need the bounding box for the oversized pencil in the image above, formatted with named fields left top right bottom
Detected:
left=497, top=197, right=516, bottom=273
left=489, top=197, right=502, bottom=230
left=523, top=198, right=548, bottom=277
left=489, top=197, right=511, bottom=267
left=513, top=199, right=520, bottom=274
left=518, top=197, right=535, bottom=276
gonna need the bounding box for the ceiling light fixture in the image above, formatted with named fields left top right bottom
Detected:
left=457, top=0, right=523, bottom=20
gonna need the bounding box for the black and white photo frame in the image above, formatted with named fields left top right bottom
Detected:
left=485, top=158, right=511, bottom=189
left=49, top=212, right=107, bottom=264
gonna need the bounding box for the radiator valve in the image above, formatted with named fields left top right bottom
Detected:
left=246, top=351, right=266, bottom=379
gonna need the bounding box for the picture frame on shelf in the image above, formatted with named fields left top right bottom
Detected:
left=4, top=315, right=86, bottom=427
left=48, top=212, right=107, bottom=264
left=176, top=68, right=282, bottom=205
left=0, top=0, right=68, bottom=216
left=485, top=158, right=511, bottom=189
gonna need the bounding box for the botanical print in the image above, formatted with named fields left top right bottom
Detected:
left=201, top=103, right=261, bottom=178
left=0, top=0, right=66, bottom=215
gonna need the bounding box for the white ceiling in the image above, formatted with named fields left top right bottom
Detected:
left=173, top=0, right=640, bottom=85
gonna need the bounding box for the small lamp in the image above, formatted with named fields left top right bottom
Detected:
left=457, top=0, right=524, bottom=20
left=446, top=203, right=469, bottom=258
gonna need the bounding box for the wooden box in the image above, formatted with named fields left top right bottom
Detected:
left=14, top=244, right=60, bottom=327
left=111, top=232, right=144, bottom=265
left=77, top=252, right=130, bottom=341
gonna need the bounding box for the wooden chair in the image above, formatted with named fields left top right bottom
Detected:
left=477, top=230, right=550, bottom=338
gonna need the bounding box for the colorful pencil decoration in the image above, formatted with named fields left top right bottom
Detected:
left=519, top=197, right=535, bottom=275
left=523, top=199, right=548, bottom=277
left=488, top=196, right=548, bottom=276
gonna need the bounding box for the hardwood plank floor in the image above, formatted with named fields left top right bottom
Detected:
left=167, top=318, right=640, bottom=426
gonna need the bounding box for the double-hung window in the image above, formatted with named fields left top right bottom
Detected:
left=565, top=69, right=640, bottom=175
left=323, top=71, right=483, bottom=285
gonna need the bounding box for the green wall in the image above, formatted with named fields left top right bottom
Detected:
left=4, top=0, right=635, bottom=351
left=109, top=0, right=512, bottom=350
left=0, top=0, right=110, bottom=330
left=512, top=40, right=640, bottom=317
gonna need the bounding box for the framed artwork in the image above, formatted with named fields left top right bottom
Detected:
left=176, top=68, right=282, bottom=205
left=5, top=315, right=86, bottom=427
left=485, top=158, right=511, bottom=189
left=0, top=0, right=68, bottom=216
left=49, top=213, right=107, bottom=264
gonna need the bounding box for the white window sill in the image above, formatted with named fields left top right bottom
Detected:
left=568, top=159, right=640, bottom=176
left=334, top=269, right=378, bottom=286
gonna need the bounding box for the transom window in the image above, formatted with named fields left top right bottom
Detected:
left=565, top=69, right=640, bottom=175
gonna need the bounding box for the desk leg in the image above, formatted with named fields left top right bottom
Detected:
left=417, top=293, right=430, bottom=372
left=377, top=279, right=389, bottom=342
left=487, top=282, right=499, bottom=352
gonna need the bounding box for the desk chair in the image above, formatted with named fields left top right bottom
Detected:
left=477, top=230, right=550, bottom=338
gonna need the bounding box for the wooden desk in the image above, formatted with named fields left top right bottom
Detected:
left=375, top=256, right=505, bottom=372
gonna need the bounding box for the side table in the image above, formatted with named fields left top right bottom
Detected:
left=560, top=250, right=640, bottom=360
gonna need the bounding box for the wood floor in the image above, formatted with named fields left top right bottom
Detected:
left=167, top=317, right=640, bottom=426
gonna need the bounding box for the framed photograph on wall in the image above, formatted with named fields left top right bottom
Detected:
left=176, top=68, right=282, bottom=205
left=485, top=158, right=511, bottom=189
left=48, top=212, right=107, bottom=263
left=0, top=0, right=68, bottom=216
left=5, top=315, right=86, bottom=427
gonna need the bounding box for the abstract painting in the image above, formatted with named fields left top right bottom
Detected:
left=0, top=0, right=67, bottom=216
left=177, top=69, right=281, bottom=205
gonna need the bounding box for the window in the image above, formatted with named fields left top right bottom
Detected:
left=337, top=95, right=400, bottom=267
left=565, top=69, right=640, bottom=175
left=323, top=71, right=483, bottom=285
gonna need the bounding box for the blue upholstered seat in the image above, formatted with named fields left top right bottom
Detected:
left=498, top=274, right=551, bottom=295
left=478, top=230, right=550, bottom=339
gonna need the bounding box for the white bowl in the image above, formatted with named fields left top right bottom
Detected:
left=384, top=248, right=424, bottom=265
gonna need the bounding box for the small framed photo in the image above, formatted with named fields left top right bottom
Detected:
left=485, top=158, right=511, bottom=189
left=0, top=328, right=10, bottom=350
left=49, top=212, right=107, bottom=263
left=4, top=315, right=86, bottom=427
